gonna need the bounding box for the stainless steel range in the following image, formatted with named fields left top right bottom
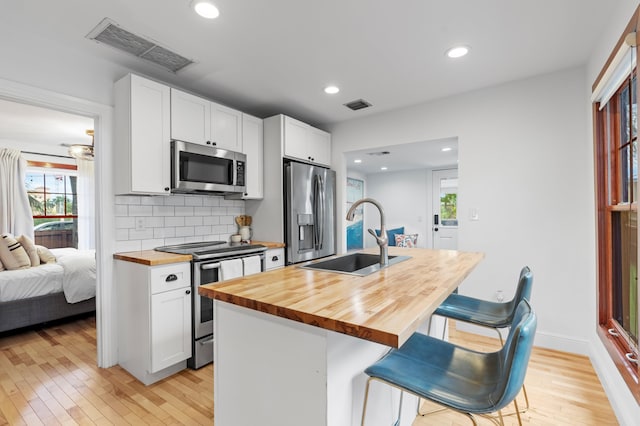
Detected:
left=155, top=241, right=267, bottom=369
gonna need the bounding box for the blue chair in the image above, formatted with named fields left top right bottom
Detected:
left=361, top=299, right=537, bottom=426
left=434, top=266, right=533, bottom=410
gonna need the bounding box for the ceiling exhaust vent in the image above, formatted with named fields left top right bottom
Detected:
left=344, top=99, right=372, bottom=111
left=86, top=18, right=193, bottom=73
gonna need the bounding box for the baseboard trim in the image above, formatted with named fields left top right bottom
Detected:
left=454, top=322, right=590, bottom=355
left=588, top=339, right=640, bottom=426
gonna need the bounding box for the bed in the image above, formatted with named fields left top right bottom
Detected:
left=0, top=248, right=96, bottom=333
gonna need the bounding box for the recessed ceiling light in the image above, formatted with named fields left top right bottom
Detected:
left=381, top=166, right=388, bottom=171
left=354, top=159, right=362, bottom=163
left=441, top=147, right=452, bottom=152
left=324, top=85, right=340, bottom=94
left=446, top=45, right=469, bottom=59
left=192, top=1, right=220, bottom=19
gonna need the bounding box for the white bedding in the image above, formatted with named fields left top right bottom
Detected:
left=0, top=263, right=63, bottom=302
left=0, top=248, right=96, bottom=303
left=54, top=249, right=96, bottom=303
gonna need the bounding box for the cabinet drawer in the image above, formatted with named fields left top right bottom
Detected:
left=265, top=248, right=285, bottom=270
left=150, top=263, right=191, bottom=294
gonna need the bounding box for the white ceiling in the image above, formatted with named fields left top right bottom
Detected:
left=0, top=0, right=617, bottom=162
left=346, top=137, right=458, bottom=175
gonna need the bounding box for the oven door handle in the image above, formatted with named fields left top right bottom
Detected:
left=201, top=262, right=221, bottom=271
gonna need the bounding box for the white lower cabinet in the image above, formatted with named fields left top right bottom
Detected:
left=265, top=248, right=285, bottom=270
left=116, top=260, right=192, bottom=385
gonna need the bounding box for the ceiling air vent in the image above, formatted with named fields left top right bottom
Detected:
left=86, top=18, right=193, bottom=73
left=344, top=99, right=372, bottom=111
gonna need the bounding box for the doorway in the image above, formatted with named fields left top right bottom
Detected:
left=431, top=168, right=458, bottom=250
left=0, top=76, right=116, bottom=367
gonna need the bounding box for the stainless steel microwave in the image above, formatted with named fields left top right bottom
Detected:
left=171, top=140, right=246, bottom=194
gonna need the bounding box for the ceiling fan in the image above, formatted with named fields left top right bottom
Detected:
left=68, top=129, right=94, bottom=160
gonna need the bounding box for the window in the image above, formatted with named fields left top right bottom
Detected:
left=593, top=21, right=640, bottom=401
left=25, top=163, right=78, bottom=248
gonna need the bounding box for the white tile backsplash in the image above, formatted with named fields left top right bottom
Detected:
left=114, top=194, right=245, bottom=249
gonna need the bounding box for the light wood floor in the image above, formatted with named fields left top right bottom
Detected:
left=0, top=315, right=618, bottom=425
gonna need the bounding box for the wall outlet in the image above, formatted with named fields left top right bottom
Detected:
left=135, top=217, right=145, bottom=231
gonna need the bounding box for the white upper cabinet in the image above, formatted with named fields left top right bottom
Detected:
left=241, top=113, right=264, bottom=199
left=308, top=126, right=331, bottom=167
left=212, top=102, right=243, bottom=152
left=171, top=88, right=242, bottom=151
left=114, top=74, right=171, bottom=195
left=170, top=89, right=209, bottom=145
left=283, top=116, right=331, bottom=166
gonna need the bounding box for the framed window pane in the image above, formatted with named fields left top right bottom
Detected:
left=25, top=173, right=44, bottom=192
left=44, top=174, right=67, bottom=193
left=439, top=178, right=458, bottom=226
left=611, top=210, right=639, bottom=345
left=46, top=193, right=67, bottom=215
left=28, top=193, right=45, bottom=215
left=621, top=83, right=630, bottom=143
left=621, top=144, right=631, bottom=203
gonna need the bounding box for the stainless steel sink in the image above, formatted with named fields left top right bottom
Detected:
left=300, top=252, right=411, bottom=276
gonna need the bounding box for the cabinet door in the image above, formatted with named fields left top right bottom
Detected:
left=211, top=102, right=242, bottom=151
left=150, top=287, right=192, bottom=373
left=283, top=116, right=310, bottom=161
left=130, top=75, right=171, bottom=194
left=308, top=127, right=331, bottom=166
left=171, top=88, right=210, bottom=145
left=242, top=114, right=263, bottom=199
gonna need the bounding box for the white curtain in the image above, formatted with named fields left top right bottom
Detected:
left=0, top=148, right=34, bottom=239
left=76, top=158, right=95, bottom=250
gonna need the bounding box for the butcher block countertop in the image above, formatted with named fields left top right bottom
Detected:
left=113, top=241, right=285, bottom=266
left=113, top=250, right=192, bottom=266
left=199, top=247, right=484, bottom=348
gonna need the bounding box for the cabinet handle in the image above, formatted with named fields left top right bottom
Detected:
left=166, top=274, right=178, bottom=282
left=164, top=187, right=170, bottom=192
left=212, top=142, right=217, bottom=146
left=185, top=289, right=191, bottom=295
left=272, top=256, right=279, bottom=261
left=206, top=140, right=212, bottom=145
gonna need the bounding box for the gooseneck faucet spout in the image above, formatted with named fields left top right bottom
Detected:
left=346, top=197, right=388, bottom=266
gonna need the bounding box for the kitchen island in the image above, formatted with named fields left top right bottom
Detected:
left=199, top=247, right=483, bottom=426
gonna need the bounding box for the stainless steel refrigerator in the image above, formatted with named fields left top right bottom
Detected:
left=284, top=160, right=336, bottom=265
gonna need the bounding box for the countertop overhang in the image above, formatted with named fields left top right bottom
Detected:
left=199, top=247, right=484, bottom=348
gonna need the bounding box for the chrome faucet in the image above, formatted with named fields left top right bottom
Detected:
left=346, top=197, right=388, bottom=266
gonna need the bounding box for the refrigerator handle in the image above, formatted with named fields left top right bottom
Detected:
left=318, top=175, right=325, bottom=250
left=313, top=175, right=321, bottom=249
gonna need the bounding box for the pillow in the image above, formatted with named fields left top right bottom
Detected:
left=0, top=257, right=4, bottom=272
left=0, top=234, right=31, bottom=270
left=395, top=233, right=418, bottom=248
left=35, top=245, right=57, bottom=264
left=375, top=227, right=404, bottom=246
left=17, top=235, right=40, bottom=267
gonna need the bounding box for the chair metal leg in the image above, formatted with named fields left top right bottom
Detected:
left=394, top=390, right=403, bottom=426
left=361, top=377, right=372, bottom=426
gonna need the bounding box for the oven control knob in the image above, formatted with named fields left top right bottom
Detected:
left=185, top=289, right=191, bottom=295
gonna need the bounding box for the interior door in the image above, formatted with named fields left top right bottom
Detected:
left=432, top=169, right=458, bottom=250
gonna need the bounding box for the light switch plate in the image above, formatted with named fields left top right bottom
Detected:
left=469, top=208, right=479, bottom=221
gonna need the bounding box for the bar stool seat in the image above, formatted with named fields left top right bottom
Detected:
left=361, top=299, right=537, bottom=426
left=435, top=266, right=533, bottom=332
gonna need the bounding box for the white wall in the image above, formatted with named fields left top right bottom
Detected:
left=330, top=67, right=592, bottom=355
left=362, top=169, right=430, bottom=249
